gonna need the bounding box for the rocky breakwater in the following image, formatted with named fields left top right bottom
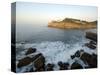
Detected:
left=48, top=18, right=97, bottom=29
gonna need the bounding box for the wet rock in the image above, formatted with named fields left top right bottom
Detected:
left=58, top=61, right=69, bottom=70
left=71, top=50, right=84, bottom=59
left=71, top=55, right=75, bottom=59
left=17, top=53, right=44, bottom=68
left=74, top=50, right=80, bottom=57
left=34, top=54, right=45, bottom=70
left=25, top=48, right=36, bottom=55
left=90, top=41, right=97, bottom=45
left=85, top=43, right=96, bottom=49
left=29, top=68, right=34, bottom=72
left=80, top=52, right=97, bottom=68
left=32, top=53, right=43, bottom=61
left=17, top=57, right=33, bottom=68
left=86, top=32, right=97, bottom=42
left=71, top=62, right=83, bottom=69
left=35, top=67, right=45, bottom=72
left=46, top=63, right=54, bottom=71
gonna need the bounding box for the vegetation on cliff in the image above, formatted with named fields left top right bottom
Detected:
left=48, top=18, right=97, bottom=29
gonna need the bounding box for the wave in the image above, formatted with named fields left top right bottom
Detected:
left=16, top=41, right=97, bottom=72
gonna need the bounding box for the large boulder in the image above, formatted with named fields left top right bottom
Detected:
left=80, top=52, right=97, bottom=68
left=71, top=62, right=83, bottom=69
left=17, top=57, right=33, bottom=68
left=25, top=48, right=36, bottom=55
left=17, top=53, right=44, bottom=68
left=34, top=54, right=45, bottom=70
left=86, top=32, right=97, bottom=42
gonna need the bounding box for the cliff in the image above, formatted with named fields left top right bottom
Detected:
left=48, top=18, right=97, bottom=29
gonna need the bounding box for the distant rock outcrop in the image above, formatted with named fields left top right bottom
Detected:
left=48, top=18, right=97, bottom=29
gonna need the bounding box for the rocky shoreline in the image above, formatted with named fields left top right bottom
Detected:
left=16, top=32, right=97, bottom=72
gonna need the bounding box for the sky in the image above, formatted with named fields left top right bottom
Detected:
left=16, top=2, right=98, bottom=25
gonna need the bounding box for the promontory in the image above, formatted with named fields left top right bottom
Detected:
left=48, top=18, right=97, bottom=29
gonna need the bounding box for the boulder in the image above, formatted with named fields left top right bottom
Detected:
left=25, top=48, right=36, bottom=55
left=74, top=50, right=81, bottom=57
left=71, top=62, right=83, bottom=69
left=35, top=67, right=45, bottom=72
left=34, top=54, right=45, bottom=69
left=80, top=52, right=97, bottom=68
left=85, top=43, right=96, bottom=49
left=90, top=41, right=97, bottom=45
left=28, top=68, right=34, bottom=72
left=58, top=61, right=69, bottom=70
left=71, top=50, right=84, bottom=59
left=86, top=32, right=97, bottom=42
left=46, top=63, right=54, bottom=71
left=71, top=55, right=75, bottom=59
left=17, top=57, right=33, bottom=68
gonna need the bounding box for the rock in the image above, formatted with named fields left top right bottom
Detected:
left=90, top=41, right=97, bottom=45
left=58, top=61, right=69, bottom=70
left=86, top=32, right=97, bottom=42
left=71, top=50, right=84, bottom=59
left=17, top=57, right=33, bottom=68
left=71, top=62, right=83, bottom=69
left=29, top=68, right=34, bottom=72
left=34, top=54, right=45, bottom=69
left=32, top=53, right=43, bottom=61
left=25, top=48, right=36, bottom=55
left=71, top=55, right=75, bottom=59
left=74, top=50, right=81, bottom=57
left=35, top=67, right=45, bottom=72
left=46, top=63, right=54, bottom=71
left=85, top=43, right=96, bottom=49
left=58, top=61, right=63, bottom=67
left=80, top=52, right=97, bottom=68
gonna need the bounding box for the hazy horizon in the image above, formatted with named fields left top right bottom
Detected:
left=15, top=2, right=98, bottom=25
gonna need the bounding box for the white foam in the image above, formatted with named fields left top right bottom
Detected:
left=16, top=41, right=97, bottom=72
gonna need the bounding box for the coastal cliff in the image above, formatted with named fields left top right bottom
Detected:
left=48, top=18, right=97, bottom=29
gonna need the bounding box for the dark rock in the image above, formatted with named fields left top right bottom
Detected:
left=58, top=61, right=63, bottom=67
left=46, top=63, right=54, bottom=71
left=80, top=49, right=84, bottom=52
left=71, top=55, right=75, bottom=59
left=35, top=67, right=45, bottom=72
left=71, top=50, right=84, bottom=59
left=74, top=50, right=80, bottom=57
left=80, top=52, right=97, bottom=68
left=58, top=61, right=69, bottom=70
left=85, top=43, right=96, bottom=49
left=25, top=48, right=36, bottom=55
left=17, top=53, right=44, bottom=68
left=29, top=68, right=34, bottom=72
left=34, top=54, right=45, bottom=69
left=71, top=62, right=83, bottom=69
left=32, top=53, right=43, bottom=61
left=90, top=41, right=97, bottom=45
left=86, top=32, right=97, bottom=42
left=17, top=57, right=33, bottom=68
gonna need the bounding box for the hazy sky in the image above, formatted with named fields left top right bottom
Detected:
left=16, top=2, right=98, bottom=25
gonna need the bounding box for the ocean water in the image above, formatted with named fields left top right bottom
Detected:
left=16, top=24, right=97, bottom=72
